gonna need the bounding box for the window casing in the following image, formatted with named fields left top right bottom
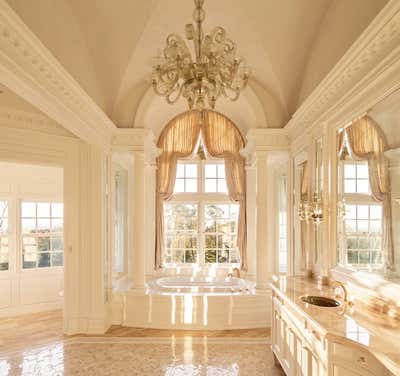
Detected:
left=339, top=161, right=383, bottom=270
left=164, top=159, right=239, bottom=266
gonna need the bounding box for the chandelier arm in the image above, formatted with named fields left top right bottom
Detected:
left=166, top=83, right=184, bottom=104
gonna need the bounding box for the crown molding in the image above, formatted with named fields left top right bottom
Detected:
left=286, top=0, right=400, bottom=141
left=0, top=106, right=77, bottom=138
left=0, top=0, right=116, bottom=148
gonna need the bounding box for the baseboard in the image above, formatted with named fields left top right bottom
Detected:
left=0, top=301, right=62, bottom=318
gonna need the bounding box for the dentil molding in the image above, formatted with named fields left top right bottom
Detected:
left=286, top=0, right=400, bottom=141
left=0, top=106, right=76, bottom=138
left=0, top=0, right=116, bottom=148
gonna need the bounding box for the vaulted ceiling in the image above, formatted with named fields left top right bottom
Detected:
left=5, top=0, right=388, bottom=129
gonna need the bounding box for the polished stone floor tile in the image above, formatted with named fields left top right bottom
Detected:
left=0, top=337, right=284, bottom=375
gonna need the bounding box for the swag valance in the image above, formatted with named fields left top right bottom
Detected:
left=155, top=110, right=247, bottom=270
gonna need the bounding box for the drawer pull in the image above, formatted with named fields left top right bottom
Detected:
left=357, top=356, right=366, bottom=363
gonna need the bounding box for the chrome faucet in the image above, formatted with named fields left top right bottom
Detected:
left=331, top=280, right=350, bottom=304
left=227, top=267, right=241, bottom=278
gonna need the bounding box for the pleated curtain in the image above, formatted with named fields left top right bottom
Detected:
left=155, top=110, right=247, bottom=271
left=339, top=116, right=394, bottom=269
left=155, top=111, right=201, bottom=269
left=202, top=111, right=247, bottom=271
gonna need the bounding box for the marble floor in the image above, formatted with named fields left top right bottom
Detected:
left=0, top=311, right=284, bottom=375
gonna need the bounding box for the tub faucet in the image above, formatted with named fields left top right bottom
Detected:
left=227, top=268, right=241, bottom=278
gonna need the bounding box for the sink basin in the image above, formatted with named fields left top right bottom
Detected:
left=301, top=295, right=340, bottom=307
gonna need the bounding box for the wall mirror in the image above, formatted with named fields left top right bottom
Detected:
left=293, top=151, right=309, bottom=275
left=336, top=89, right=400, bottom=283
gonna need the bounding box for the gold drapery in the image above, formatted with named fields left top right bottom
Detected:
left=155, top=110, right=247, bottom=270
left=202, top=111, right=247, bottom=271
left=339, top=116, right=394, bottom=268
left=155, top=111, right=201, bottom=269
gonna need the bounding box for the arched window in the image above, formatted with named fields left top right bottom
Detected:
left=155, top=110, right=247, bottom=269
left=164, top=143, right=240, bottom=265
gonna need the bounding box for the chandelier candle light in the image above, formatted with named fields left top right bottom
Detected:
left=152, top=0, right=251, bottom=110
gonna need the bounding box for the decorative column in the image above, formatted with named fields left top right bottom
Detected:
left=255, top=151, right=269, bottom=289
left=132, top=151, right=145, bottom=289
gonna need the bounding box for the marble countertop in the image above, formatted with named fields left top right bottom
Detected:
left=270, top=276, right=400, bottom=376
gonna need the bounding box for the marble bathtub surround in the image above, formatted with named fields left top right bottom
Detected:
left=271, top=276, right=400, bottom=376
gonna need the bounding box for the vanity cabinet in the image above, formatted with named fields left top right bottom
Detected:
left=271, top=289, right=394, bottom=376
left=272, top=292, right=327, bottom=375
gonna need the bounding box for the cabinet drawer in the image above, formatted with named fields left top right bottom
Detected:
left=332, top=343, right=388, bottom=376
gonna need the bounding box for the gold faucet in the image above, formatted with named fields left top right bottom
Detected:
left=331, top=280, right=350, bottom=305
left=227, top=268, right=241, bottom=278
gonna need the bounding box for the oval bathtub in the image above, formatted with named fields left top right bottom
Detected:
left=147, top=276, right=255, bottom=296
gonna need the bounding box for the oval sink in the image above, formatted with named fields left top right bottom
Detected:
left=301, top=295, right=340, bottom=307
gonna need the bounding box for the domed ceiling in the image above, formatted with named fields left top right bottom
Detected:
left=5, top=0, right=388, bottom=130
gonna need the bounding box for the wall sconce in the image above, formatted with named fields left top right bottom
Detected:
left=298, top=193, right=323, bottom=224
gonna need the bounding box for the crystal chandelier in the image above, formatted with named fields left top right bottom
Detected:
left=151, top=0, right=251, bottom=110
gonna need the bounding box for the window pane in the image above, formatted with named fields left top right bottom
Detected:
left=185, top=250, right=197, bottom=263
left=22, top=202, right=36, bottom=217
left=37, top=203, right=50, bottom=218
left=205, top=164, right=217, bottom=178
left=357, top=179, right=369, bottom=193
left=51, top=252, right=63, bottom=267
left=205, top=179, right=217, bottom=192
left=218, top=179, right=227, bottom=193
left=358, top=238, right=369, bottom=250
left=344, top=164, right=356, bottom=178
left=345, top=205, right=357, bottom=219
left=37, top=218, right=51, bottom=232
left=370, top=205, right=382, bottom=220
left=205, top=249, right=217, bottom=263
left=357, top=205, right=369, bottom=220
left=38, top=236, right=51, bottom=252
left=359, top=252, right=370, bottom=264
left=217, top=164, right=225, bottom=178
left=218, top=249, right=229, bottom=263
left=205, top=235, right=217, bottom=248
left=357, top=163, right=369, bottom=179
left=173, top=251, right=184, bottom=263
left=51, top=203, right=63, bottom=217
left=176, top=164, right=185, bottom=178
left=0, top=218, right=7, bottom=233
left=344, top=180, right=356, bottom=193
left=22, top=219, right=36, bottom=234
left=52, top=236, right=63, bottom=251
left=347, top=237, right=357, bottom=249
left=204, top=219, right=216, bottom=232
left=38, top=253, right=50, bottom=268
left=51, top=218, right=63, bottom=232
left=23, top=253, right=37, bottom=268
left=345, top=220, right=357, bottom=233
left=185, top=164, right=197, bottom=178
left=174, top=179, right=185, bottom=193
left=186, top=179, right=197, bottom=192
left=357, top=220, right=369, bottom=232
left=370, top=220, right=381, bottom=233
left=347, top=251, right=358, bottom=264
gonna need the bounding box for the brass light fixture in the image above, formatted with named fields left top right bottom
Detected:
left=298, top=193, right=323, bottom=224
left=151, top=0, right=251, bottom=110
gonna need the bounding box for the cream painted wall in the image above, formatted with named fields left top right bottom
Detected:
left=298, top=0, right=389, bottom=106
left=0, top=162, right=63, bottom=317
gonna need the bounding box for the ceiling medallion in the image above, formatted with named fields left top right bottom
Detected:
left=151, top=0, right=251, bottom=111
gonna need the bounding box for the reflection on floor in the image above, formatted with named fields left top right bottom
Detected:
left=0, top=311, right=284, bottom=375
